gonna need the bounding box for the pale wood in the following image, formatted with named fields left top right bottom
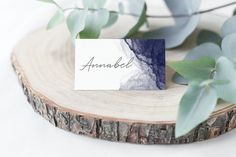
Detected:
left=11, top=14, right=236, bottom=144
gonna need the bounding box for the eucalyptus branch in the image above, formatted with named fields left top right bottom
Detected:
left=148, top=1, right=236, bottom=18
left=59, top=1, right=236, bottom=19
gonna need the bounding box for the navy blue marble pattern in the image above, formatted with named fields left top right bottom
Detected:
left=121, top=39, right=165, bottom=90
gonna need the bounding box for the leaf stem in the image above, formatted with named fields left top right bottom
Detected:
left=209, top=69, right=216, bottom=79
left=51, top=0, right=63, bottom=10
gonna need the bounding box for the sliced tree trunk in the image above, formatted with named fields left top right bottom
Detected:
left=11, top=14, right=236, bottom=144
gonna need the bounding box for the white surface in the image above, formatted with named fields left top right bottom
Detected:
left=75, top=39, right=162, bottom=90
left=1, top=0, right=236, bottom=157
left=75, top=39, right=140, bottom=90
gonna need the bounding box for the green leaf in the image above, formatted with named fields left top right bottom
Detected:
left=142, top=0, right=201, bottom=48
left=172, top=73, right=188, bottom=85
left=233, top=9, right=236, bottom=16
left=197, top=30, right=222, bottom=46
left=37, top=0, right=55, bottom=4
left=103, top=12, right=118, bottom=28
left=221, top=33, right=236, bottom=63
left=172, top=43, right=222, bottom=85
left=214, top=56, right=236, bottom=103
left=66, top=10, right=87, bottom=39
left=79, top=9, right=109, bottom=38
left=168, top=57, right=216, bottom=82
left=83, top=0, right=106, bottom=9
left=185, top=43, right=222, bottom=61
left=221, top=16, right=236, bottom=38
left=47, top=10, right=64, bottom=29
left=175, top=81, right=217, bottom=137
left=125, top=3, right=147, bottom=37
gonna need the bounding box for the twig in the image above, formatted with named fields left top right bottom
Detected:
left=61, top=1, right=236, bottom=19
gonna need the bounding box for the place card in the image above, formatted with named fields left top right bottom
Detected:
left=74, top=39, right=165, bottom=90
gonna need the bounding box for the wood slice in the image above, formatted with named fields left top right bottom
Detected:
left=11, top=14, right=236, bottom=144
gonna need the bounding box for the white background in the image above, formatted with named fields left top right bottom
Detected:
left=0, top=0, right=236, bottom=157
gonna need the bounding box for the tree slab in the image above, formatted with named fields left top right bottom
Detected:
left=11, top=14, right=236, bottom=144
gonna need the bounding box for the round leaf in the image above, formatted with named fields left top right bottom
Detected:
left=143, top=0, right=201, bottom=48
left=221, top=33, right=236, bottom=63
left=185, top=43, right=222, bottom=60
left=66, top=10, right=87, bottom=39
left=221, top=16, right=236, bottom=38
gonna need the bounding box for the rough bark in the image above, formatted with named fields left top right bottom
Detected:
left=11, top=55, right=236, bottom=144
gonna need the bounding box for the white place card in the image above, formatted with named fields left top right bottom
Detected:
left=74, top=39, right=165, bottom=90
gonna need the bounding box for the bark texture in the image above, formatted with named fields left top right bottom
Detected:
left=12, top=55, right=236, bottom=144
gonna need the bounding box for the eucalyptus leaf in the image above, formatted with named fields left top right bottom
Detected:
left=83, top=0, right=106, bottom=9
left=143, top=0, right=201, bottom=48
left=168, top=57, right=216, bottom=82
left=37, top=0, right=55, bottom=4
left=125, top=3, right=147, bottom=37
left=185, top=43, right=222, bottom=61
left=221, top=16, right=236, bottom=38
left=47, top=10, right=64, bottom=29
left=175, top=81, right=217, bottom=137
left=172, top=73, right=188, bottom=85
left=221, top=33, right=236, bottom=63
left=104, top=12, right=118, bottom=28
left=79, top=9, right=109, bottom=38
left=214, top=56, right=236, bottom=103
left=66, top=10, right=87, bottom=38
left=172, top=43, right=222, bottom=85
left=197, top=30, right=222, bottom=46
